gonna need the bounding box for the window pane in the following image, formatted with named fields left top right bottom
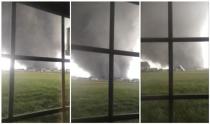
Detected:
left=65, top=69, right=70, bottom=106
left=65, top=17, right=70, bottom=56
left=141, top=2, right=168, bottom=38
left=114, top=2, right=139, bottom=52
left=14, top=61, right=62, bottom=115
left=174, top=100, right=208, bottom=122
left=114, top=55, right=139, bottom=116
left=71, top=2, right=109, bottom=48
left=2, top=67, right=9, bottom=118
left=71, top=51, right=108, bottom=119
left=141, top=43, right=168, bottom=95
left=174, top=42, right=209, bottom=95
left=141, top=100, right=169, bottom=122
left=173, top=2, right=209, bottom=37
left=2, top=2, right=12, bottom=54
left=15, top=3, right=62, bottom=58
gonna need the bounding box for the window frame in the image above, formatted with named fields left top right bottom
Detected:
left=141, top=2, right=209, bottom=122
left=2, top=2, right=70, bottom=122
left=71, top=2, right=140, bottom=122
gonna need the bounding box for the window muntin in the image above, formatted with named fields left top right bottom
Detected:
left=141, top=2, right=209, bottom=123
left=1, top=2, right=70, bottom=122
left=71, top=2, right=140, bottom=122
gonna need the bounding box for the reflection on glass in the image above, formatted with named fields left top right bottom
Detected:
left=71, top=2, right=109, bottom=48
left=71, top=51, right=108, bottom=118
left=114, top=55, right=139, bottom=116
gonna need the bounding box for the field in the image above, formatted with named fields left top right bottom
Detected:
left=2, top=71, right=69, bottom=122
left=142, top=70, right=209, bottom=122
left=2, top=70, right=209, bottom=122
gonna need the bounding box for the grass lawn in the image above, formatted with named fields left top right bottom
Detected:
left=71, top=80, right=139, bottom=119
left=2, top=71, right=69, bottom=122
left=2, top=70, right=208, bottom=122
left=141, top=70, right=209, bottom=122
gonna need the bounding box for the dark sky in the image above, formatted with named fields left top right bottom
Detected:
left=141, top=2, right=208, bottom=69
left=1, top=2, right=208, bottom=78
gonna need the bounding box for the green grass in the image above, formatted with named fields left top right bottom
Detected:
left=141, top=70, right=209, bottom=122
left=2, top=71, right=69, bottom=122
left=2, top=70, right=208, bottom=122
left=71, top=80, right=139, bottom=119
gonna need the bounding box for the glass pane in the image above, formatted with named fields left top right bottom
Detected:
left=141, top=2, right=168, bottom=38
left=114, top=2, right=139, bottom=52
left=174, top=42, right=209, bottom=95
left=65, top=17, right=70, bottom=56
left=2, top=2, right=12, bottom=54
left=1, top=59, right=10, bottom=118
left=15, top=3, right=62, bottom=58
left=14, top=61, right=61, bottom=115
left=174, top=100, right=208, bottom=122
left=141, top=100, right=169, bottom=122
left=65, top=70, right=70, bottom=106
left=114, top=55, right=139, bottom=116
left=173, top=2, right=209, bottom=37
left=141, top=43, right=168, bottom=95
left=71, top=51, right=108, bottom=119
left=71, top=2, right=109, bottom=48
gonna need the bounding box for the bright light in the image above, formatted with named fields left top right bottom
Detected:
left=1, top=57, right=27, bottom=70
left=127, top=57, right=140, bottom=80
left=200, top=16, right=209, bottom=69
left=141, top=58, right=168, bottom=70
left=200, top=42, right=208, bottom=68
left=127, top=41, right=140, bottom=79
left=55, top=53, right=91, bottom=78
left=71, top=60, right=91, bottom=78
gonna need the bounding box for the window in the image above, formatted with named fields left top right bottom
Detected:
left=1, top=2, right=70, bottom=122
left=141, top=2, right=209, bottom=122
left=71, top=2, right=139, bottom=122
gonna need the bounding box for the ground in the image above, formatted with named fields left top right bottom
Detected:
left=2, top=71, right=69, bottom=122
left=2, top=70, right=208, bottom=122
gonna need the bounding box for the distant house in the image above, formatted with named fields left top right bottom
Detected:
left=174, top=65, right=185, bottom=71
left=141, top=61, right=150, bottom=71
left=89, top=76, right=98, bottom=81
left=149, top=68, right=159, bottom=72
left=130, top=78, right=139, bottom=83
